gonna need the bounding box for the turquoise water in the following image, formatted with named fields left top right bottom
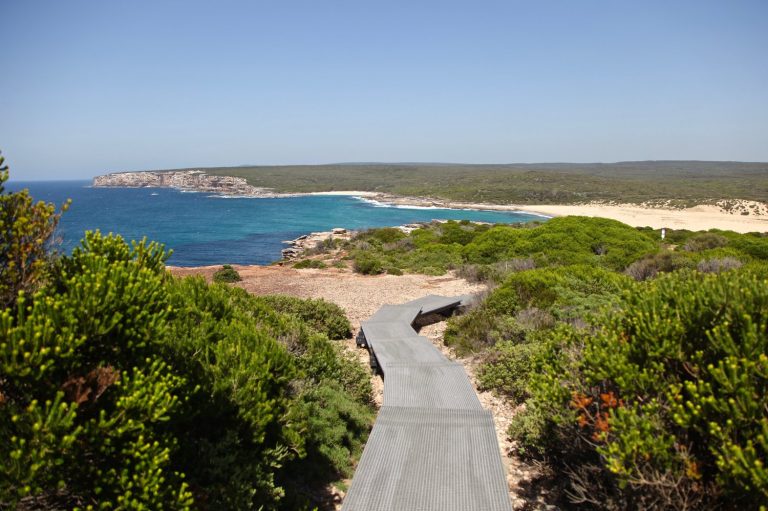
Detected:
left=8, top=181, right=546, bottom=266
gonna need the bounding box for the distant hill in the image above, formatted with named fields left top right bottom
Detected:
left=111, top=161, right=768, bottom=205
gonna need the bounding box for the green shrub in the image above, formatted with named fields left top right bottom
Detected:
left=477, top=339, right=545, bottom=404
left=463, top=217, right=658, bottom=270
left=369, top=227, right=407, bottom=244
left=624, top=251, right=695, bottom=281
left=519, top=270, right=768, bottom=509
left=730, top=233, right=768, bottom=260
left=213, top=264, right=242, bottom=282
left=682, top=232, right=729, bottom=252
left=0, top=158, right=68, bottom=308
left=256, top=295, right=351, bottom=340
left=1, top=232, right=193, bottom=510
left=293, top=259, right=328, bottom=269
left=444, top=308, right=522, bottom=355
left=353, top=253, right=384, bottom=275
left=447, top=265, right=629, bottom=356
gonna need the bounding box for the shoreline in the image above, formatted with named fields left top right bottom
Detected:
left=324, top=191, right=768, bottom=233
left=93, top=181, right=768, bottom=233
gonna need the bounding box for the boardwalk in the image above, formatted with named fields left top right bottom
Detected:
left=343, top=295, right=513, bottom=511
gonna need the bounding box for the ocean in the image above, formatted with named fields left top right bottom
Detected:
left=7, top=180, right=546, bottom=266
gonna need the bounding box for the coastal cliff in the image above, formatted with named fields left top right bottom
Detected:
left=93, top=170, right=277, bottom=196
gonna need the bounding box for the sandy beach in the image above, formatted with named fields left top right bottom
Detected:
left=321, top=192, right=768, bottom=233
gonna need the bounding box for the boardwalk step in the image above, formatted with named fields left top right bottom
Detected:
left=382, top=363, right=482, bottom=410
left=369, top=337, right=447, bottom=369
left=342, top=407, right=511, bottom=511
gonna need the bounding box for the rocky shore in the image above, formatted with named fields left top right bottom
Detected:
left=92, top=170, right=279, bottom=196
left=281, top=227, right=352, bottom=260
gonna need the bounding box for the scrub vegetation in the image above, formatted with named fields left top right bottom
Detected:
left=305, top=218, right=768, bottom=509
left=195, top=161, right=768, bottom=205
left=0, top=157, right=373, bottom=511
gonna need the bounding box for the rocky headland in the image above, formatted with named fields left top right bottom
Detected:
left=92, top=170, right=278, bottom=196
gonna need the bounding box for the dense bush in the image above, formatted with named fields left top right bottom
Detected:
left=164, top=279, right=371, bottom=508
left=511, top=270, right=768, bottom=509
left=1, top=231, right=193, bottom=510
left=462, top=217, right=658, bottom=270
left=0, top=166, right=373, bottom=510
left=213, top=264, right=242, bottom=282
left=255, top=294, right=352, bottom=340
left=682, top=232, right=729, bottom=252
left=293, top=259, right=327, bottom=269
left=353, top=252, right=384, bottom=275
left=445, top=265, right=630, bottom=355
left=0, top=158, right=68, bottom=308
left=624, top=251, right=695, bottom=281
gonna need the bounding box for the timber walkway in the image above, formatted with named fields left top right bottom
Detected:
left=343, top=295, right=513, bottom=511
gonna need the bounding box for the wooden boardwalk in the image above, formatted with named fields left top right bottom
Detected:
left=343, top=295, right=513, bottom=511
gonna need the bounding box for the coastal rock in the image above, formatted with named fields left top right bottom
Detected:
left=92, top=170, right=276, bottom=196
left=281, top=229, right=355, bottom=260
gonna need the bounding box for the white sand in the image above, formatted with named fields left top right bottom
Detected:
left=361, top=194, right=768, bottom=233
left=512, top=203, right=768, bottom=233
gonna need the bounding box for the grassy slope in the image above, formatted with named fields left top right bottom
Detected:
left=165, top=161, right=768, bottom=205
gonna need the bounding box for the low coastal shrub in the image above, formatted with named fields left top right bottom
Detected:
left=624, top=251, right=695, bottom=281
left=511, top=270, right=768, bottom=509
left=445, top=265, right=629, bottom=355
left=213, top=263, right=242, bottom=282
left=353, top=252, right=384, bottom=274
left=682, top=232, right=729, bottom=252
left=293, top=258, right=327, bottom=269
left=462, top=217, right=658, bottom=270
left=256, top=295, right=352, bottom=340
left=697, top=256, right=743, bottom=273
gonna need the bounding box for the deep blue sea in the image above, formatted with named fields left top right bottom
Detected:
left=7, top=181, right=547, bottom=266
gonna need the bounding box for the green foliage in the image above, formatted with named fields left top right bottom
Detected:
left=1, top=231, right=192, bottom=510
left=624, top=251, right=695, bottom=281
left=445, top=265, right=630, bottom=355
left=477, top=339, right=545, bottom=404
left=516, top=270, right=768, bottom=509
left=463, top=217, right=658, bottom=270
left=293, top=259, right=327, bottom=269
left=353, top=252, right=384, bottom=275
left=682, top=232, right=729, bottom=252
left=202, top=161, right=768, bottom=206
left=255, top=294, right=352, bottom=340
left=0, top=155, right=69, bottom=308
left=368, top=227, right=406, bottom=244
left=212, top=264, right=242, bottom=282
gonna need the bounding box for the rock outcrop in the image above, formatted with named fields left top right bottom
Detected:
left=93, top=170, right=276, bottom=196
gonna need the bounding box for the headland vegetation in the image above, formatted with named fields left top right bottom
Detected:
left=94, top=161, right=768, bottom=233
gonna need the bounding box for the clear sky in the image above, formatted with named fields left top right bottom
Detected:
left=1, top=0, right=767, bottom=180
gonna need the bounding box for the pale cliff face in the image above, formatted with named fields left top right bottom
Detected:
left=92, top=171, right=275, bottom=196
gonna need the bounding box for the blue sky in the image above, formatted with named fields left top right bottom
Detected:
left=1, top=0, right=767, bottom=180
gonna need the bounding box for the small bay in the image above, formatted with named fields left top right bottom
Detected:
left=8, top=180, right=546, bottom=266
